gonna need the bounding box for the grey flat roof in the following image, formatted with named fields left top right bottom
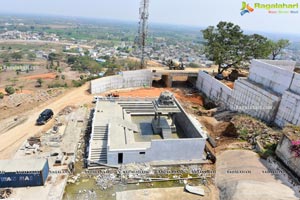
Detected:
left=0, top=158, right=47, bottom=173
left=93, top=100, right=153, bottom=150
left=93, top=98, right=207, bottom=151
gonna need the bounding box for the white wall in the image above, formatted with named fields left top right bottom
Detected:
left=196, top=71, right=232, bottom=105
left=229, top=78, right=281, bottom=123
left=290, top=73, right=300, bottom=95
left=195, top=60, right=300, bottom=126
left=91, top=69, right=152, bottom=94
left=275, top=91, right=300, bottom=127
left=259, top=59, right=296, bottom=71
left=107, top=138, right=206, bottom=165
left=248, top=60, right=294, bottom=95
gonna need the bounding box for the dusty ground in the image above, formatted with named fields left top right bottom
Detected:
left=116, top=186, right=217, bottom=200
left=109, top=87, right=204, bottom=105
left=0, top=83, right=92, bottom=159
left=21, top=72, right=57, bottom=80
left=216, top=150, right=299, bottom=200
left=0, top=86, right=205, bottom=159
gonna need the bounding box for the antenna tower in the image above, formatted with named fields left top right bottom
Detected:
left=138, top=0, right=149, bottom=68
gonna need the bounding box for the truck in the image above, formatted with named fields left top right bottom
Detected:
left=166, top=59, right=185, bottom=70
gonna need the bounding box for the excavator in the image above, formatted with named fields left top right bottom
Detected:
left=166, top=59, right=185, bottom=70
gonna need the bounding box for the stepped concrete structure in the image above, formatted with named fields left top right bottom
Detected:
left=196, top=59, right=300, bottom=128
left=87, top=93, right=207, bottom=166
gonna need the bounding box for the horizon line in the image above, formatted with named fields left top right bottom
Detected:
left=0, top=12, right=300, bottom=37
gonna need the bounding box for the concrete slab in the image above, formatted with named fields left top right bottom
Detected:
left=216, top=150, right=299, bottom=200
left=116, top=187, right=211, bottom=200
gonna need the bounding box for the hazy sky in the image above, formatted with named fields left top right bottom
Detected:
left=0, top=0, right=299, bottom=34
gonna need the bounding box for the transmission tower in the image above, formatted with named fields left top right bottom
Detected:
left=138, top=0, right=149, bottom=69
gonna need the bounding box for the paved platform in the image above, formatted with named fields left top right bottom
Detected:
left=116, top=187, right=211, bottom=200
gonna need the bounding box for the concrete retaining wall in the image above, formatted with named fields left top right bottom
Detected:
left=290, top=73, right=300, bottom=95
left=107, top=138, right=206, bottom=165
left=91, top=70, right=152, bottom=94
left=195, top=60, right=300, bottom=126
left=248, top=60, right=295, bottom=95
left=275, top=91, right=300, bottom=127
left=229, top=78, right=281, bottom=123
left=259, top=59, right=296, bottom=71
left=196, top=71, right=232, bottom=104
left=276, top=135, right=300, bottom=178
left=174, top=99, right=207, bottom=138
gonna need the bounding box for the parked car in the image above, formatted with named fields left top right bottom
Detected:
left=36, top=109, right=54, bottom=125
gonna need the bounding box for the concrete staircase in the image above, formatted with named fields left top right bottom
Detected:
left=89, top=125, right=108, bottom=166
left=118, top=101, right=155, bottom=115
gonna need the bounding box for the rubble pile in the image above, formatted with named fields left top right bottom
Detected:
left=96, top=173, right=118, bottom=190
left=232, top=115, right=282, bottom=149
left=119, top=163, right=153, bottom=181
left=58, top=106, right=76, bottom=116
left=0, top=189, right=12, bottom=199
left=0, top=89, right=63, bottom=108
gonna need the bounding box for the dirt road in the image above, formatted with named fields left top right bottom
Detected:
left=0, top=83, right=92, bottom=159
left=0, top=85, right=204, bottom=159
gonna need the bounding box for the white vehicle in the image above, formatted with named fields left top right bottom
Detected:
left=92, top=96, right=104, bottom=103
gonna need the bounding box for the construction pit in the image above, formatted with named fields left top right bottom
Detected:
left=87, top=91, right=208, bottom=167
left=63, top=88, right=218, bottom=200
left=2, top=62, right=300, bottom=199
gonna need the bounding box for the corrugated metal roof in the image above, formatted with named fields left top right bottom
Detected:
left=0, top=158, right=47, bottom=173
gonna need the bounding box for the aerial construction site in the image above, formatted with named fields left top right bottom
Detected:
left=0, top=0, right=300, bottom=200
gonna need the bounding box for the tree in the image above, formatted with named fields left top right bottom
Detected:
left=36, top=78, right=43, bottom=87
left=27, top=53, right=36, bottom=61
left=0, top=92, right=4, bottom=99
left=11, top=52, right=23, bottom=61
left=67, top=56, right=77, bottom=65
left=269, top=39, right=290, bottom=60
left=48, top=53, right=62, bottom=67
left=246, top=34, right=272, bottom=59
left=19, top=85, right=24, bottom=93
left=48, top=53, right=61, bottom=61
left=202, top=21, right=271, bottom=73
left=5, top=86, right=15, bottom=95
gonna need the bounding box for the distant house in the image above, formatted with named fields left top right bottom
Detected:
left=64, top=46, right=71, bottom=51
left=96, top=58, right=106, bottom=63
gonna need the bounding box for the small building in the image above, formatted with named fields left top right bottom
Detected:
left=0, top=158, right=49, bottom=188
left=87, top=91, right=207, bottom=166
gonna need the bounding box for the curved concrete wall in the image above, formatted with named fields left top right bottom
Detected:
left=90, top=69, right=152, bottom=94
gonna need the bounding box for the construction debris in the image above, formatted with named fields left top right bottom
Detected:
left=184, top=184, right=205, bottom=196
left=231, top=115, right=282, bottom=149
left=96, top=173, right=118, bottom=190
left=0, top=189, right=12, bottom=199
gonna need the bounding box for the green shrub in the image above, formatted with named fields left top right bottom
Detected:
left=0, top=92, right=4, bottom=99
left=5, top=86, right=15, bottom=95
left=72, top=80, right=84, bottom=87
left=48, top=82, right=68, bottom=88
